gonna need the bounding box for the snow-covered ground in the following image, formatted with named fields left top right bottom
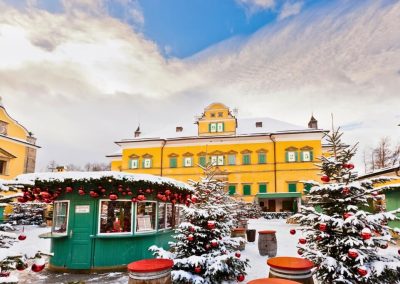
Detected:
left=5, top=219, right=400, bottom=283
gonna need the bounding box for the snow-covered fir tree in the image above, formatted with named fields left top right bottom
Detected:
left=6, top=203, right=45, bottom=226
left=151, top=165, right=249, bottom=284
left=294, top=128, right=400, bottom=284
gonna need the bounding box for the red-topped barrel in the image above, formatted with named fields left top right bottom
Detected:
left=267, top=257, right=314, bottom=284
left=248, top=278, right=301, bottom=284
left=258, top=230, right=277, bottom=256
left=128, top=258, right=174, bottom=284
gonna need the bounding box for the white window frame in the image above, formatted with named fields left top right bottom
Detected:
left=98, top=199, right=133, bottom=236
left=135, top=201, right=157, bottom=234
left=217, top=122, right=224, bottom=132
left=143, top=158, right=152, bottom=168
left=129, top=158, right=138, bottom=169
left=52, top=200, right=70, bottom=236
left=210, top=123, right=217, bottom=133
left=302, top=151, right=311, bottom=162
left=183, top=157, right=193, bottom=167
left=287, top=151, right=296, bottom=162
left=211, top=156, right=217, bottom=166
left=157, top=202, right=174, bottom=230
left=217, top=155, right=224, bottom=165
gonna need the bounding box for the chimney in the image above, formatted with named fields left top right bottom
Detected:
left=176, top=126, right=183, bottom=132
left=134, top=126, right=141, bottom=137
left=308, top=115, right=318, bottom=129
left=255, top=121, right=262, bottom=128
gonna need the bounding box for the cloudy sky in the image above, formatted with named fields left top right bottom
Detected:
left=0, top=0, right=399, bottom=172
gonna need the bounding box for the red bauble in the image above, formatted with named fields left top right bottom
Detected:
left=187, top=234, right=194, bottom=241
left=348, top=249, right=358, bottom=259
left=380, top=243, right=388, bottom=249
left=207, top=221, right=216, bottom=230
left=16, top=262, right=27, bottom=271
left=321, top=175, right=330, bottom=182
left=342, top=187, right=350, bottom=195
left=237, top=274, right=245, bottom=282
left=290, top=229, right=296, bottom=235
left=316, top=236, right=322, bottom=241
left=235, top=251, right=241, bottom=258
left=137, top=194, right=146, bottom=201
left=101, top=188, right=106, bottom=193
left=194, top=266, right=201, bottom=274
left=205, top=244, right=211, bottom=250
left=343, top=212, right=353, bottom=219
left=41, top=192, right=50, bottom=198
left=297, top=249, right=303, bottom=255
left=165, top=189, right=171, bottom=196
left=18, top=234, right=27, bottom=241
left=345, top=163, right=355, bottom=170
left=17, top=197, right=27, bottom=203
left=191, top=196, right=198, bottom=203
left=31, top=263, right=45, bottom=272
left=211, top=240, right=218, bottom=247
left=299, top=238, right=306, bottom=244
left=78, top=189, right=85, bottom=196
left=0, top=272, right=10, bottom=277
left=319, top=223, right=327, bottom=231
left=109, top=193, right=118, bottom=201
left=65, top=186, right=73, bottom=193
left=357, top=266, right=368, bottom=277
left=127, top=191, right=132, bottom=195
left=398, top=249, right=400, bottom=255
left=131, top=198, right=137, bottom=203
left=145, top=189, right=152, bottom=194
left=361, top=228, right=372, bottom=240
left=189, top=226, right=195, bottom=232
left=118, top=188, right=124, bottom=192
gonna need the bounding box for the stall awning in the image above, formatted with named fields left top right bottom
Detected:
left=256, top=192, right=301, bottom=199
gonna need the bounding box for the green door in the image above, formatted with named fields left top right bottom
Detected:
left=67, top=200, right=95, bottom=269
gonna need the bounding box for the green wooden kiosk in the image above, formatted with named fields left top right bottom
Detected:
left=13, top=171, right=194, bottom=272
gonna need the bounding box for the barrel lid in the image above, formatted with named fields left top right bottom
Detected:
left=267, top=257, right=314, bottom=271
left=232, top=228, right=246, bottom=232
left=128, top=259, right=174, bottom=273
left=258, top=230, right=276, bottom=234
left=248, top=278, right=301, bottom=284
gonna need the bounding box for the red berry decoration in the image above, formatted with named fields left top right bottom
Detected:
left=194, top=266, right=201, bottom=274
left=361, top=228, right=372, bottom=240
left=237, top=274, right=245, bottom=282
left=109, top=193, right=118, bottom=201
left=319, top=223, right=327, bottom=231
left=299, top=238, right=306, bottom=244
left=235, top=251, right=241, bottom=258
left=321, top=175, right=330, bottom=182
left=290, top=229, right=296, bottom=235
left=348, top=249, right=358, bottom=259
left=357, top=266, right=368, bottom=277
left=187, top=234, right=194, bottom=241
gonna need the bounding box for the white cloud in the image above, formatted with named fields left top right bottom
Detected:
left=236, top=0, right=275, bottom=14
left=278, top=1, right=303, bottom=20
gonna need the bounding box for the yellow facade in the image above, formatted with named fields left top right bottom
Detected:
left=108, top=103, right=326, bottom=211
left=0, top=98, right=39, bottom=180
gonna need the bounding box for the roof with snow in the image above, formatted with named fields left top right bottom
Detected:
left=11, top=171, right=194, bottom=192
left=357, top=165, right=400, bottom=180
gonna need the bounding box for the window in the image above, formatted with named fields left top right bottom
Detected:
left=199, top=156, right=206, bottom=167
left=217, top=122, right=224, bottom=132
left=0, top=160, right=7, bottom=175
left=173, top=205, right=185, bottom=227
left=183, top=157, right=193, bottom=167
left=211, top=155, right=224, bottom=166
left=218, top=112, right=223, bottom=117
left=288, top=183, right=297, bottom=193
left=228, top=154, right=236, bottom=165
left=129, top=159, right=138, bottom=169
left=228, top=185, right=236, bottom=195
left=259, top=184, right=267, bottom=193
left=52, top=201, right=69, bottom=235
left=136, top=201, right=156, bottom=232
left=158, top=203, right=173, bottom=230
left=209, top=123, right=217, bottom=133
left=286, top=151, right=297, bottom=162
left=143, top=158, right=152, bottom=168
left=170, top=157, right=177, bottom=168
left=99, top=200, right=132, bottom=234
left=301, top=151, right=313, bottom=162
left=258, top=153, right=266, bottom=164
left=243, top=185, right=251, bottom=196
left=242, top=154, right=251, bottom=165
left=211, top=113, right=215, bottom=117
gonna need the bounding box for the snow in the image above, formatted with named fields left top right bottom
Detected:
left=11, top=171, right=194, bottom=192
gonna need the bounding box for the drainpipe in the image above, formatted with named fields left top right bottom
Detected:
left=160, top=140, right=166, bottom=177
left=270, top=134, right=277, bottom=193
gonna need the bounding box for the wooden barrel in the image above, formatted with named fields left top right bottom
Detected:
left=248, top=278, right=301, bottom=284
left=231, top=228, right=246, bottom=251
left=128, top=259, right=174, bottom=284
left=239, top=219, right=248, bottom=229
left=267, top=257, right=314, bottom=284
left=258, top=230, right=277, bottom=257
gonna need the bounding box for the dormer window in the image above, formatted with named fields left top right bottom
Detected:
left=176, top=126, right=183, bottom=132
left=218, top=112, right=223, bottom=117
left=255, top=122, right=262, bottom=128
left=210, top=113, right=215, bottom=117
left=0, top=121, right=8, bottom=135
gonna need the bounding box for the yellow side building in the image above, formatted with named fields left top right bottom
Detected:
left=107, top=103, right=326, bottom=212
left=0, top=97, right=39, bottom=180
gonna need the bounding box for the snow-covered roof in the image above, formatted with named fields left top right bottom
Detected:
left=357, top=165, right=400, bottom=180
left=12, top=171, right=194, bottom=192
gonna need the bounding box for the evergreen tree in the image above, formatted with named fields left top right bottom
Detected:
left=151, top=165, right=249, bottom=284
left=7, top=203, right=45, bottom=226
left=294, top=128, right=400, bottom=284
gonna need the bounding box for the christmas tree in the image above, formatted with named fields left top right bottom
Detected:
left=6, top=203, right=46, bottom=226
left=294, top=128, right=400, bottom=283
left=151, top=165, right=249, bottom=284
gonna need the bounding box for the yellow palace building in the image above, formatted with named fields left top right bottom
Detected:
left=0, top=97, right=39, bottom=180
left=107, top=103, right=326, bottom=212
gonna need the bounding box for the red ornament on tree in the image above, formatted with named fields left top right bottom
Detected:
left=235, top=251, right=241, bottom=258
left=316, top=236, right=322, bottom=241
left=145, top=189, right=152, bottom=194
left=65, top=186, right=73, bottom=193
left=357, top=266, right=368, bottom=277
left=380, top=243, right=388, bottom=249
left=361, top=228, right=372, bottom=240
left=194, top=266, right=201, bottom=274
left=18, top=231, right=27, bottom=241
left=187, top=234, right=194, bottom=241
left=345, top=163, right=355, bottom=170
left=109, top=193, right=118, bottom=201
left=189, top=226, right=195, bottom=232
left=78, top=189, right=85, bottom=196
left=342, top=187, right=350, bottom=195
left=131, top=197, right=137, bottom=203
left=297, top=249, right=303, bottom=255
left=319, top=223, right=327, bottom=231
left=17, top=197, right=27, bottom=203
left=0, top=272, right=10, bottom=277
left=31, top=257, right=45, bottom=272
left=321, top=175, right=330, bottom=182
left=299, top=238, right=307, bottom=244
left=191, top=195, right=198, bottom=203
left=348, top=249, right=358, bottom=259
left=290, top=229, right=296, bottom=235
left=137, top=194, right=146, bottom=201
left=237, top=274, right=245, bottom=282
left=343, top=212, right=353, bottom=219
left=165, top=189, right=171, bottom=196
left=207, top=221, right=216, bottom=230
left=211, top=240, right=218, bottom=247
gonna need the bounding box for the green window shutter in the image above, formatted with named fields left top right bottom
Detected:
left=285, top=152, right=289, bottom=162
left=258, top=153, right=266, bottom=164
left=222, top=122, right=225, bottom=132
left=142, top=159, right=145, bottom=168
left=170, top=158, right=177, bottom=168
left=259, top=184, right=267, bottom=193
left=288, top=183, right=297, bottom=193
left=228, top=185, right=236, bottom=195
left=208, top=123, right=211, bottom=132
left=310, top=151, right=313, bottom=161
left=199, top=156, right=206, bottom=167
left=228, top=155, right=236, bottom=165
left=300, top=152, right=304, bottom=162
left=243, top=185, right=251, bottom=195
left=243, top=154, right=250, bottom=165
left=295, top=152, right=299, bottom=162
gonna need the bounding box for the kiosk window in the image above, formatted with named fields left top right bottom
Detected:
left=99, top=201, right=132, bottom=234
left=158, top=203, right=174, bottom=230
left=136, top=202, right=156, bottom=232
left=53, top=201, right=69, bottom=235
